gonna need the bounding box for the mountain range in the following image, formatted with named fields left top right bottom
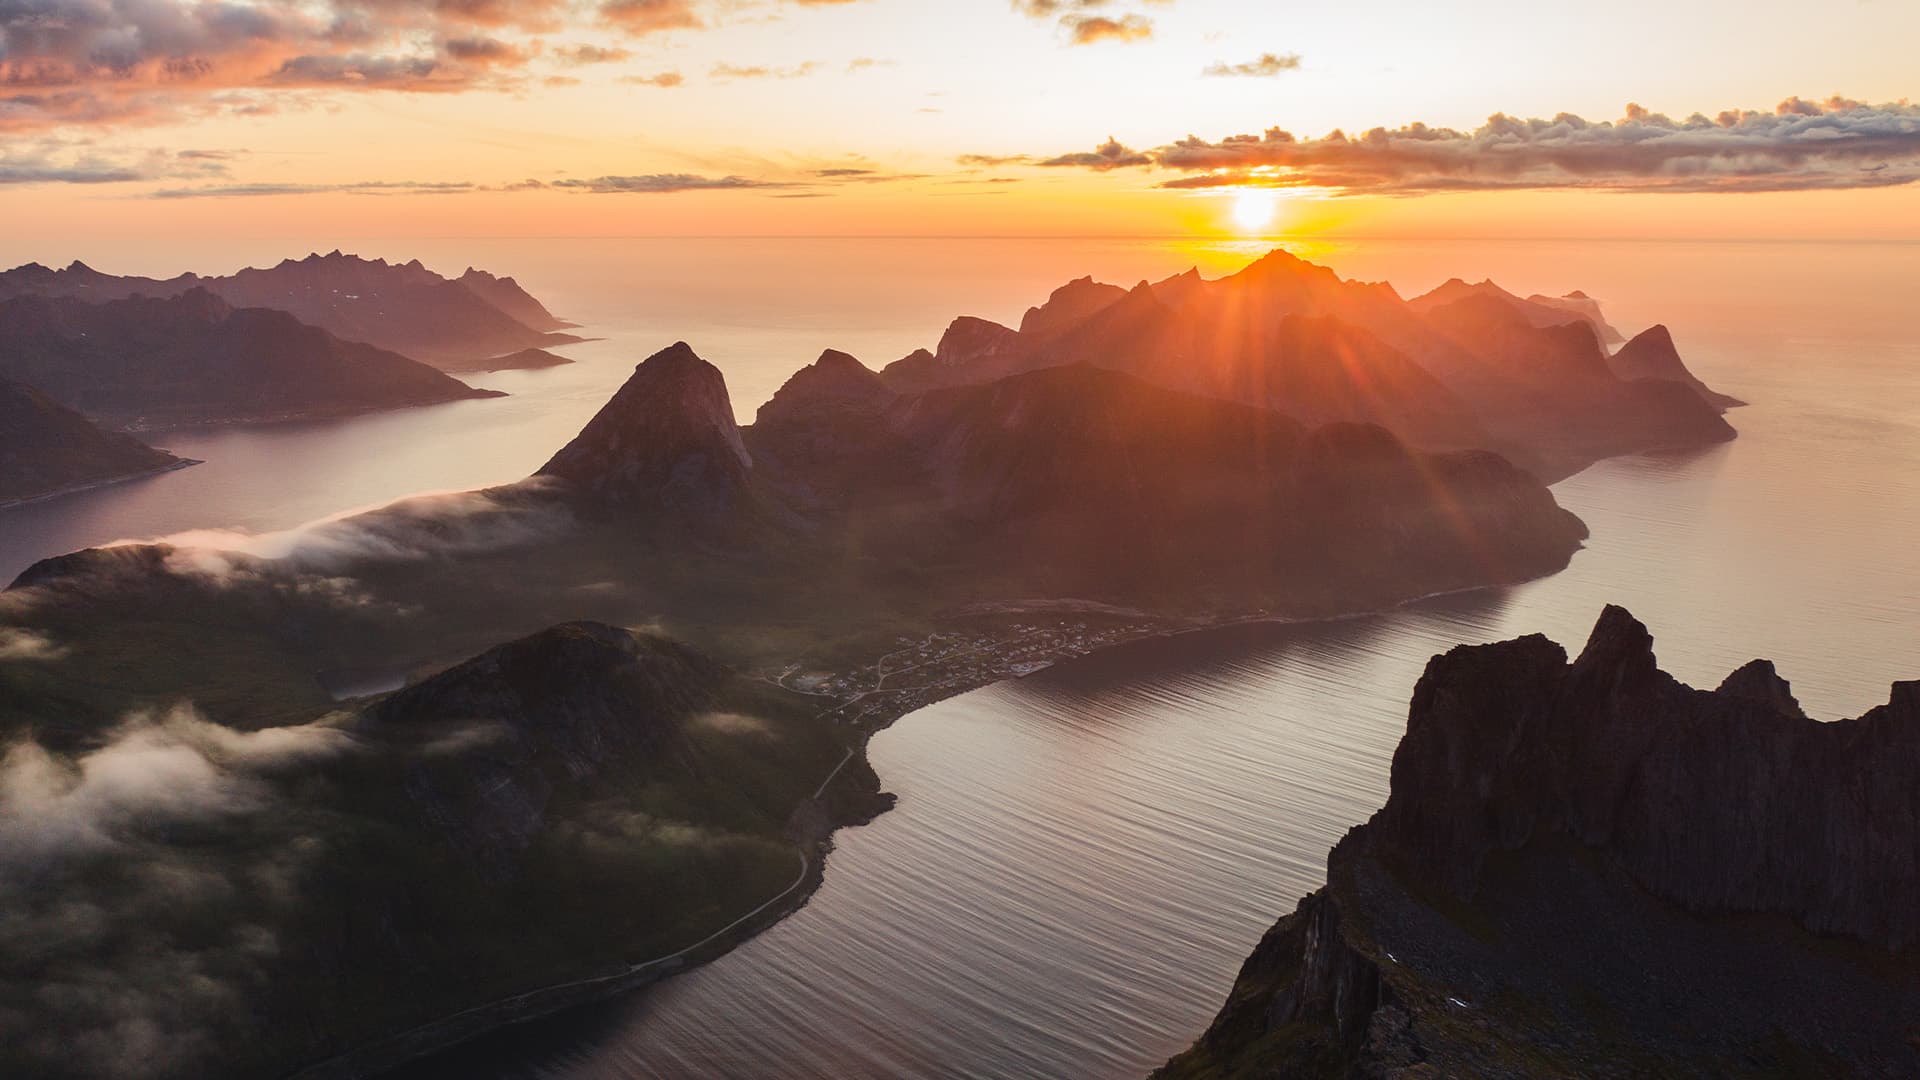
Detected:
left=880, top=250, right=1738, bottom=480
left=0, top=288, right=502, bottom=428
left=0, top=251, right=582, bottom=371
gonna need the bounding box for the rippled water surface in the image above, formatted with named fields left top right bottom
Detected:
left=5, top=237, right=1916, bottom=1079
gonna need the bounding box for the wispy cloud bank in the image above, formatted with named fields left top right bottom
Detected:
left=550, top=173, right=788, bottom=192
left=1036, top=97, right=1920, bottom=194
left=1203, top=52, right=1300, bottom=78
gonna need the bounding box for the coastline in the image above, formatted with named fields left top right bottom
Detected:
left=306, top=562, right=1575, bottom=1080
left=0, top=457, right=202, bottom=511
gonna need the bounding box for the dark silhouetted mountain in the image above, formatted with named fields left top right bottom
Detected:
left=751, top=354, right=1586, bottom=608
left=1018, top=275, right=1127, bottom=337
left=876, top=250, right=1742, bottom=481
left=537, top=341, right=752, bottom=513
left=1610, top=324, right=1745, bottom=409
left=456, top=267, right=574, bottom=332
left=0, top=378, right=191, bottom=503
left=880, top=315, right=1031, bottom=391
left=0, top=252, right=580, bottom=370
left=0, top=290, right=500, bottom=427
left=1161, top=607, right=1920, bottom=1078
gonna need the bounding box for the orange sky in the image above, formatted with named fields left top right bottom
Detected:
left=4, top=0, right=1919, bottom=253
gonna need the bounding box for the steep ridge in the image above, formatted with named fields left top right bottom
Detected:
left=1161, top=607, right=1920, bottom=1078
left=0, top=378, right=190, bottom=503
left=0, top=289, right=500, bottom=427
left=456, top=267, right=574, bottom=332
left=1020, top=275, right=1128, bottom=336
left=0, top=253, right=580, bottom=370
left=537, top=341, right=752, bottom=515
left=1610, top=324, right=1746, bottom=409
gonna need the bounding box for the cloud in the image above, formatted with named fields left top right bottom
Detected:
left=1039, top=136, right=1151, bottom=170
left=0, top=704, right=356, bottom=1076
left=1204, top=52, right=1301, bottom=77
left=957, top=153, right=1032, bottom=167
left=1013, top=0, right=1154, bottom=45
left=0, top=627, right=67, bottom=661
left=845, top=57, right=893, bottom=72
left=710, top=61, right=822, bottom=79
left=1043, top=96, right=1920, bottom=194
left=0, top=0, right=557, bottom=129
left=553, top=173, right=786, bottom=192
left=598, top=0, right=702, bottom=34
left=552, top=44, right=634, bottom=66
left=618, top=71, right=685, bottom=87
left=0, top=143, right=233, bottom=186
left=1062, top=13, right=1152, bottom=44
left=149, top=180, right=478, bottom=198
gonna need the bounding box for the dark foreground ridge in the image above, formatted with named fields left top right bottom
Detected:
left=1159, top=606, right=1920, bottom=1078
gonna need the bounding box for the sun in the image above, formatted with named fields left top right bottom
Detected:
left=1230, top=188, right=1281, bottom=233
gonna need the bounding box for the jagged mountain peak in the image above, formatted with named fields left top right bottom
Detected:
left=537, top=341, right=751, bottom=511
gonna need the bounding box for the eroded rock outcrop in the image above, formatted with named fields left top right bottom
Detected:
left=1162, top=608, right=1920, bottom=1078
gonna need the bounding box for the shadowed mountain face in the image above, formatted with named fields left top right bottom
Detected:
left=879, top=250, right=1740, bottom=480
left=0, top=253, right=580, bottom=370
left=1610, top=324, right=1746, bottom=409
left=743, top=347, right=1587, bottom=607
left=0, top=289, right=500, bottom=427
left=538, top=341, right=752, bottom=514
left=1160, top=607, right=1920, bottom=1078
left=455, top=267, right=574, bottom=333
left=0, top=379, right=188, bottom=503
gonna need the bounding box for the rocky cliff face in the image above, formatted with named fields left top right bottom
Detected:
left=1379, top=605, right=1920, bottom=950
left=537, top=342, right=752, bottom=515
left=1162, top=608, right=1920, bottom=1078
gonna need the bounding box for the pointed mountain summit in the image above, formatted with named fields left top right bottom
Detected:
left=457, top=267, right=573, bottom=331
left=1610, top=324, right=1744, bottom=410
left=538, top=342, right=751, bottom=511
left=1019, top=275, right=1127, bottom=337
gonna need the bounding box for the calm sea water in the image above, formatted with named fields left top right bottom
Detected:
left=5, top=237, right=1917, bottom=1077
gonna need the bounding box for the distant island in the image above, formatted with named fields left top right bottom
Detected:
left=1159, top=607, right=1919, bottom=1078
left=0, top=252, right=584, bottom=372
left=0, top=289, right=502, bottom=429
left=0, top=250, right=1744, bottom=1078
left=0, top=252, right=581, bottom=505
